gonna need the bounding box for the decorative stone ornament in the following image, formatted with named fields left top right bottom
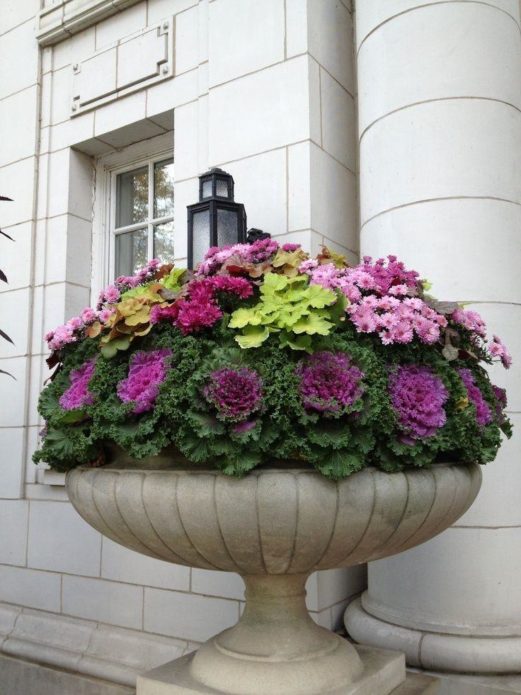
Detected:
left=66, top=461, right=481, bottom=695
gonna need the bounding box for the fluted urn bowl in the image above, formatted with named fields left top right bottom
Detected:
left=67, top=461, right=481, bottom=695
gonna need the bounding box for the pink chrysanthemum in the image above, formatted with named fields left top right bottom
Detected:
left=458, top=368, right=493, bottom=427
left=59, top=360, right=96, bottom=410
left=203, top=367, right=263, bottom=422
left=389, top=365, right=448, bottom=441
left=296, top=351, right=364, bottom=416
left=117, top=349, right=172, bottom=414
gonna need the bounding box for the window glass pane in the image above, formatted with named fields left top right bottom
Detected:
left=192, top=210, right=210, bottom=268
left=115, top=228, right=148, bottom=277
left=153, top=222, right=175, bottom=264
left=216, top=178, right=229, bottom=198
left=116, top=167, right=148, bottom=227
left=217, top=208, right=239, bottom=247
left=202, top=180, right=212, bottom=198
left=153, top=159, right=174, bottom=219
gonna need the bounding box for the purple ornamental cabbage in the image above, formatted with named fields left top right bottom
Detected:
left=59, top=360, right=96, bottom=410
left=296, top=351, right=364, bottom=416
left=117, top=349, right=172, bottom=414
left=389, top=365, right=448, bottom=442
left=458, top=368, right=493, bottom=427
left=203, top=367, right=263, bottom=422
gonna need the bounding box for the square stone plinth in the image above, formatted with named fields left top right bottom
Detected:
left=137, top=645, right=407, bottom=695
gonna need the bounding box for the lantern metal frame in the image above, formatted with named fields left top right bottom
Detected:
left=187, top=169, right=247, bottom=269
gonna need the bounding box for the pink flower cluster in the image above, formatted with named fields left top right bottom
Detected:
left=489, top=335, right=512, bottom=369
left=97, top=259, right=162, bottom=309
left=151, top=276, right=253, bottom=335
left=389, top=365, right=448, bottom=442
left=296, top=351, right=364, bottom=415
left=303, top=256, right=446, bottom=346
left=45, top=307, right=115, bottom=352
left=59, top=359, right=96, bottom=411
left=117, top=349, right=172, bottom=414
left=197, top=238, right=279, bottom=275
left=203, top=367, right=263, bottom=422
left=451, top=308, right=487, bottom=338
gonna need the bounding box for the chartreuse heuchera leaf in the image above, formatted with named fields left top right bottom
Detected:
left=229, top=273, right=341, bottom=350
left=35, top=240, right=513, bottom=479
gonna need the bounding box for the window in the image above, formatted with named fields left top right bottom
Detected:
left=112, top=157, right=175, bottom=278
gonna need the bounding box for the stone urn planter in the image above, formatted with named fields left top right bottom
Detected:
left=66, top=460, right=481, bottom=695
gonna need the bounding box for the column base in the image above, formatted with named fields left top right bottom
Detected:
left=136, top=645, right=407, bottom=695
left=345, top=597, right=521, bottom=674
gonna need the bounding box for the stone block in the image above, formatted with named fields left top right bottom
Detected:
left=358, top=3, right=521, bottom=134
left=147, top=0, right=197, bottom=26
left=0, top=565, right=61, bottom=612
left=286, top=0, right=308, bottom=58
left=95, top=3, right=147, bottom=50
left=0, top=287, right=30, bottom=357
left=208, top=0, right=284, bottom=87
left=28, top=501, right=102, bottom=576
left=0, top=501, right=28, bottom=565
left=360, top=100, right=521, bottom=225
left=223, top=148, right=287, bottom=236
left=62, top=576, right=144, bottom=630
left=288, top=141, right=311, bottom=232
left=144, top=588, right=239, bottom=643
left=0, top=21, right=38, bottom=100
left=208, top=55, right=310, bottom=164
left=190, top=570, right=245, bottom=601
left=310, top=143, right=357, bottom=250
left=308, top=0, right=354, bottom=94
left=0, top=364, right=28, bottom=428
left=175, top=6, right=199, bottom=76
left=321, top=68, right=356, bottom=171
left=51, top=65, right=73, bottom=125
left=0, top=157, right=36, bottom=227
left=0, top=87, right=38, bottom=167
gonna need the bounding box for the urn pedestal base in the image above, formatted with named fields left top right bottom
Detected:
left=137, top=646, right=407, bottom=695
left=137, top=575, right=407, bottom=695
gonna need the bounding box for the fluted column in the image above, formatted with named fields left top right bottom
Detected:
left=345, top=0, right=521, bottom=672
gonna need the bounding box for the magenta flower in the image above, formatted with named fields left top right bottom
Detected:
left=60, top=360, right=96, bottom=411
left=117, top=349, right=172, bottom=414
left=296, top=351, right=364, bottom=416
left=203, top=367, right=263, bottom=422
left=492, top=385, right=508, bottom=425
left=458, top=368, right=493, bottom=427
left=389, top=365, right=448, bottom=441
left=210, top=275, right=253, bottom=299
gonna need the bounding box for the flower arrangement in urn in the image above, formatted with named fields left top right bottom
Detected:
left=35, top=238, right=512, bottom=477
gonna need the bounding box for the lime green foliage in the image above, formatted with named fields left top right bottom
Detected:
left=160, top=267, right=187, bottom=292
left=229, top=273, right=345, bottom=350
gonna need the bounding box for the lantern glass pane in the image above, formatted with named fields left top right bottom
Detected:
left=217, top=208, right=239, bottom=246
left=202, top=180, right=212, bottom=198
left=116, top=166, right=148, bottom=227
left=153, top=221, right=175, bottom=264
left=216, top=178, right=229, bottom=198
left=115, top=228, right=148, bottom=277
left=192, top=210, right=211, bottom=267
left=153, top=159, right=174, bottom=218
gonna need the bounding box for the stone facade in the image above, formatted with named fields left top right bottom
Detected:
left=1, top=0, right=520, bottom=692
left=0, top=0, right=362, bottom=686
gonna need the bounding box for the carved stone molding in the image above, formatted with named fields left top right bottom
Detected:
left=37, top=0, right=143, bottom=47
left=0, top=602, right=194, bottom=686
left=71, top=19, right=174, bottom=116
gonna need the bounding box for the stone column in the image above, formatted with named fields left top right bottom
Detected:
left=345, top=0, right=521, bottom=672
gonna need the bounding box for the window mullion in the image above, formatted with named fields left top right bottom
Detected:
left=148, top=161, right=154, bottom=260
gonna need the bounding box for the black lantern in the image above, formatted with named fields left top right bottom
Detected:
left=187, top=168, right=247, bottom=268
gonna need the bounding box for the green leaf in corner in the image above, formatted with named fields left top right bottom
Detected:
left=235, top=325, right=270, bottom=349
left=100, top=336, right=131, bottom=359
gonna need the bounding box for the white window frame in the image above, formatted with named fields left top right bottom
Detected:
left=92, top=132, right=174, bottom=299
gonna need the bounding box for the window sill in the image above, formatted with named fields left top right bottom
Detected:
left=36, top=469, right=66, bottom=486
left=37, top=0, right=142, bottom=47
